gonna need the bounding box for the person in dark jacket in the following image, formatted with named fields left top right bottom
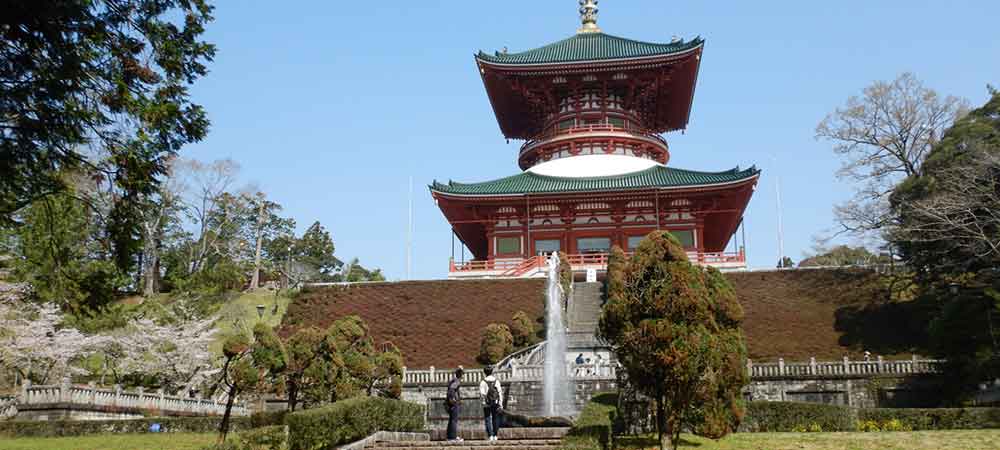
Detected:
left=446, top=368, right=464, bottom=441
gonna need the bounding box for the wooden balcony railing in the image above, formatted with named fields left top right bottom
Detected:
left=450, top=250, right=746, bottom=275
left=520, top=124, right=669, bottom=156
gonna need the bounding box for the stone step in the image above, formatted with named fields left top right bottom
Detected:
left=427, top=427, right=569, bottom=442
left=370, top=445, right=560, bottom=450
left=373, top=439, right=563, bottom=447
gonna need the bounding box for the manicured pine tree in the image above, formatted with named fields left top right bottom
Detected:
left=598, top=231, right=748, bottom=450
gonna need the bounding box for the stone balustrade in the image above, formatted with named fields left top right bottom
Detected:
left=15, top=379, right=248, bottom=419
left=403, top=356, right=945, bottom=386
left=747, top=356, right=945, bottom=379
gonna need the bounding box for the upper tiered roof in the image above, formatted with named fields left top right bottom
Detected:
left=476, top=32, right=704, bottom=66
left=431, top=165, right=759, bottom=197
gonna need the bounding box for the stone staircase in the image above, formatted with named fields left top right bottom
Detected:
left=369, top=428, right=568, bottom=450
left=568, top=282, right=603, bottom=336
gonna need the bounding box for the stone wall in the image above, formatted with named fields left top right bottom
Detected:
left=745, top=375, right=941, bottom=409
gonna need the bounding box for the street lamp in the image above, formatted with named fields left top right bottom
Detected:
left=256, top=304, right=266, bottom=320
left=949, top=283, right=961, bottom=296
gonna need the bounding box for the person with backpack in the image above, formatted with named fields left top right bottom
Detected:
left=479, top=365, right=504, bottom=441
left=446, top=368, right=464, bottom=442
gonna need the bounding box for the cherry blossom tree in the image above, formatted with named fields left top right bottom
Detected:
left=0, top=296, right=108, bottom=384
left=104, top=315, right=219, bottom=392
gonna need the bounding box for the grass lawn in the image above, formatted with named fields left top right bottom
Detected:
left=0, top=433, right=216, bottom=450
left=609, top=430, right=1000, bottom=450
left=210, top=290, right=292, bottom=354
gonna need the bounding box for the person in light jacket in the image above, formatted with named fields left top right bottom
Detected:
left=479, top=365, right=504, bottom=441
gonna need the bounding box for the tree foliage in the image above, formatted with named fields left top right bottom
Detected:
left=799, top=245, right=890, bottom=268
left=478, top=323, right=514, bottom=365
left=509, top=310, right=536, bottom=349
left=1, top=0, right=216, bottom=280
left=892, top=90, right=1000, bottom=276
left=215, top=324, right=287, bottom=443
left=598, top=231, right=748, bottom=450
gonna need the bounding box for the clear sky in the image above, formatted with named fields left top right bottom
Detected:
left=184, top=0, right=1000, bottom=280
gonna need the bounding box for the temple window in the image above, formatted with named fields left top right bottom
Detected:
left=670, top=230, right=696, bottom=248
left=627, top=235, right=644, bottom=250
left=535, top=239, right=561, bottom=255
left=558, top=118, right=575, bottom=130
left=577, top=237, right=611, bottom=254
left=496, top=236, right=521, bottom=255
left=608, top=116, right=625, bottom=128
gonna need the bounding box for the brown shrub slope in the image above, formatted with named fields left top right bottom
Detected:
left=281, top=279, right=545, bottom=368
left=281, top=269, right=928, bottom=368
left=729, top=268, right=929, bottom=361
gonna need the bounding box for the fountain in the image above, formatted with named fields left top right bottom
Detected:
left=543, top=252, right=574, bottom=416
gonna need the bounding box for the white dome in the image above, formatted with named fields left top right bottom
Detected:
left=527, top=154, right=661, bottom=178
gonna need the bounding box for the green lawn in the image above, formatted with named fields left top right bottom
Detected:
left=607, top=430, right=1000, bottom=450
left=0, top=433, right=216, bottom=450
left=210, top=290, right=292, bottom=354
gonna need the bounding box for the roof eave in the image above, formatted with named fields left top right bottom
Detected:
left=430, top=171, right=761, bottom=199
left=474, top=40, right=705, bottom=70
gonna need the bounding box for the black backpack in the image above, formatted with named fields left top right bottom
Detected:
left=485, top=379, right=501, bottom=408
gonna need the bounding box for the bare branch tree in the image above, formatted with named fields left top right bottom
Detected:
left=176, top=158, right=240, bottom=274
left=817, top=73, right=967, bottom=241
left=893, top=144, right=1000, bottom=269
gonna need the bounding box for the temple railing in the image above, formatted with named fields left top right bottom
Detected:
left=15, top=379, right=249, bottom=417
left=449, top=250, right=746, bottom=276
left=402, top=356, right=946, bottom=386
left=519, top=124, right=669, bottom=156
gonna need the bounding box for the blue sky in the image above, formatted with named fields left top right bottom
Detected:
left=184, top=1, right=1000, bottom=280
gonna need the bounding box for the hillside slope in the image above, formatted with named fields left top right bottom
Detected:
left=281, top=269, right=927, bottom=368
left=281, top=279, right=546, bottom=368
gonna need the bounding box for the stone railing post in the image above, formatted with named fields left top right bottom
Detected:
left=511, top=362, right=519, bottom=379
left=157, top=389, right=165, bottom=411
left=877, top=355, right=884, bottom=373
left=137, top=387, right=145, bottom=409
left=778, top=358, right=785, bottom=376
left=114, top=384, right=122, bottom=407
left=810, top=357, right=817, bottom=375
left=20, top=380, right=31, bottom=404
left=429, top=366, right=435, bottom=383
left=401, top=366, right=407, bottom=384
left=88, top=382, right=97, bottom=405
left=843, top=356, right=850, bottom=374
left=746, top=359, right=753, bottom=378
left=911, top=354, right=919, bottom=373
left=59, top=377, right=70, bottom=403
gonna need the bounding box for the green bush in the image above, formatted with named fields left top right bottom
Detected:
left=251, top=410, right=289, bottom=428
left=285, top=397, right=424, bottom=450
left=237, top=425, right=289, bottom=450
left=858, top=407, right=1000, bottom=430
left=563, top=392, right=617, bottom=450
left=0, top=417, right=251, bottom=437
left=741, top=402, right=854, bottom=432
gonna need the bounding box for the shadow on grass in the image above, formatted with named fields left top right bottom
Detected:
left=616, top=434, right=703, bottom=448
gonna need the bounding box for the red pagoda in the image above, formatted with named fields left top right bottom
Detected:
left=432, top=1, right=759, bottom=278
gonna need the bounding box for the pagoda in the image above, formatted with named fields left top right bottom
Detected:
left=432, top=1, right=759, bottom=278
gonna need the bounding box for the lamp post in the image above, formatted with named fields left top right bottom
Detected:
left=256, top=304, right=266, bottom=321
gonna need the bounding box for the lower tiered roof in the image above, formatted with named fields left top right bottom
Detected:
left=430, top=165, right=760, bottom=197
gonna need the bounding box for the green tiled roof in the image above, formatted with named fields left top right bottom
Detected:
left=476, top=32, right=703, bottom=65
left=431, top=165, right=759, bottom=196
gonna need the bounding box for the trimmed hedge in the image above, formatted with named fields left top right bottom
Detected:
left=858, top=407, right=1000, bottom=430
left=0, top=416, right=251, bottom=437
left=251, top=410, right=289, bottom=428
left=741, top=402, right=854, bottom=432
left=285, top=397, right=424, bottom=450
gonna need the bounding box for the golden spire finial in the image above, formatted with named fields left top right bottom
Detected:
left=578, top=0, right=601, bottom=34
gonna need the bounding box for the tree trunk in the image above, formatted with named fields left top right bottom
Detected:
left=287, top=378, right=299, bottom=412
left=655, top=396, right=676, bottom=450
left=249, top=199, right=265, bottom=290
left=218, top=384, right=238, bottom=444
